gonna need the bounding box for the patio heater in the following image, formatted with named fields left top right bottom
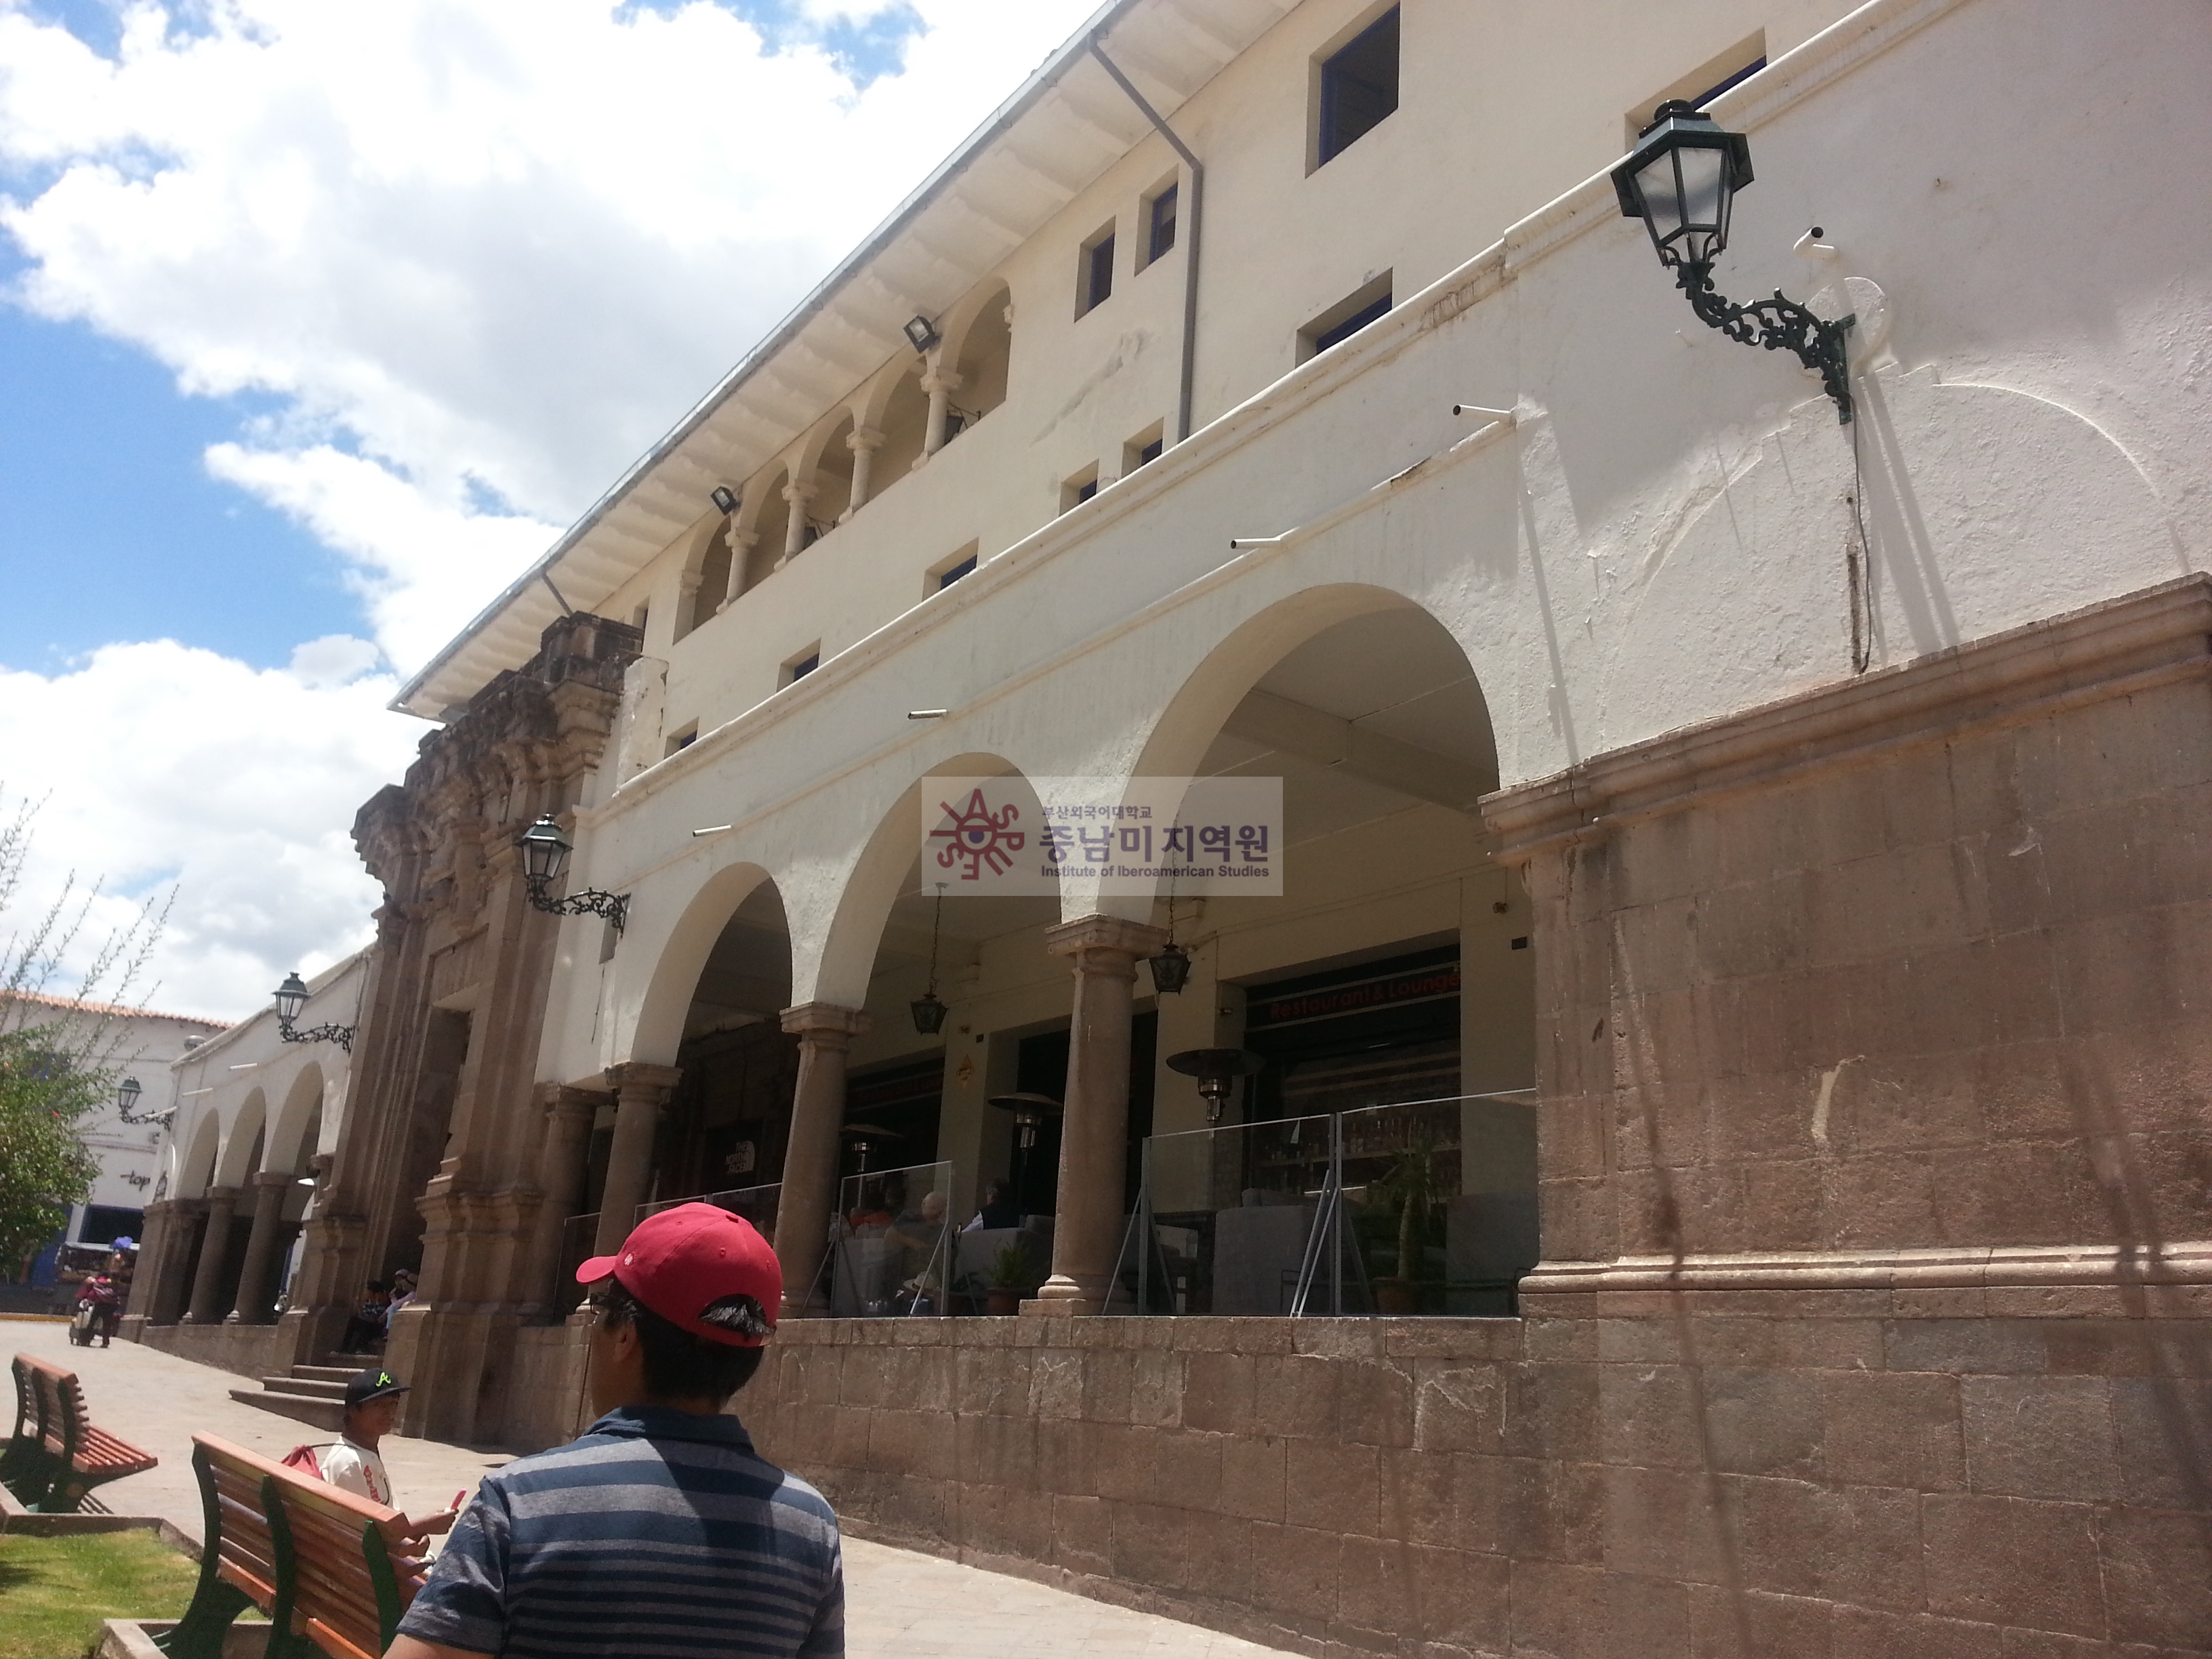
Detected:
left=1165, top=1048, right=1265, bottom=1126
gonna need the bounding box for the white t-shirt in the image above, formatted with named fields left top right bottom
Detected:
left=319, top=1437, right=393, bottom=1508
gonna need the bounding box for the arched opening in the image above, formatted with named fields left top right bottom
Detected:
left=688, top=522, right=736, bottom=636
left=744, top=464, right=793, bottom=583
left=264, top=1066, right=325, bottom=1319
left=806, top=411, right=856, bottom=530
left=945, top=285, right=1011, bottom=439
left=869, top=366, right=930, bottom=492
left=1129, top=592, right=1535, bottom=1316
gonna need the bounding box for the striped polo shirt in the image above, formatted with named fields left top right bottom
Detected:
left=397, top=1404, right=843, bottom=1657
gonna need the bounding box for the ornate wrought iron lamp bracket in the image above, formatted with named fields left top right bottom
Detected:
left=523, top=876, right=630, bottom=933
left=1677, top=262, right=1854, bottom=424
left=277, top=1019, right=356, bottom=1054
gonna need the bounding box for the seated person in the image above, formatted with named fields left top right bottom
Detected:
left=321, top=1368, right=465, bottom=1543
left=846, top=1183, right=893, bottom=1231
left=964, top=1180, right=1022, bottom=1232
left=341, top=1281, right=390, bottom=1353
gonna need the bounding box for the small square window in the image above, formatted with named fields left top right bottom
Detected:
left=1146, top=183, right=1179, bottom=264
left=1317, top=6, right=1399, bottom=167
left=931, top=541, right=980, bottom=594
left=1060, top=466, right=1101, bottom=514
left=1079, top=225, right=1116, bottom=315
left=663, top=724, right=698, bottom=758
left=1300, top=274, right=1393, bottom=361
left=1123, top=422, right=1166, bottom=476
left=782, top=649, right=820, bottom=687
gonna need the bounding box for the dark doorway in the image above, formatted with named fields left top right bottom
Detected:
left=1012, top=1011, right=1155, bottom=1217
left=1242, top=944, right=1460, bottom=1118
left=842, top=1055, right=945, bottom=1184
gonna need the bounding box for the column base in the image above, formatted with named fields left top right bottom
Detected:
left=1023, top=1275, right=1103, bottom=1316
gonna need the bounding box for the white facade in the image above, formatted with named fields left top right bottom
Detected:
left=157, top=951, right=364, bottom=1208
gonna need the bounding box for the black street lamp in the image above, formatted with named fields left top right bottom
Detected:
left=115, top=1074, right=171, bottom=1127
left=272, top=971, right=356, bottom=1052
left=1164, top=1048, right=1265, bottom=1127
left=1612, top=100, right=1854, bottom=423
left=518, top=815, right=630, bottom=932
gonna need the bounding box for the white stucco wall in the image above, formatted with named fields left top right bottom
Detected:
left=520, top=0, right=2205, bottom=1090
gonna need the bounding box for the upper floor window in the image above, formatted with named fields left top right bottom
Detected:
left=783, top=649, right=820, bottom=686
left=1080, top=224, right=1116, bottom=315
left=1146, top=183, right=1179, bottom=265
left=1300, top=274, right=1393, bottom=361
left=1317, top=6, right=1399, bottom=167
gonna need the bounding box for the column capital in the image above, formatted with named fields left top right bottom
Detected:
left=605, top=1061, right=682, bottom=1099
left=846, top=426, right=886, bottom=452
left=920, top=367, right=964, bottom=394
left=249, top=1168, right=295, bottom=1190
left=781, top=478, right=817, bottom=506
left=539, top=1082, right=612, bottom=1118
left=1044, top=914, right=1168, bottom=962
left=730, top=527, right=760, bottom=550
left=779, top=1002, right=870, bottom=1040
left=203, top=1185, right=241, bottom=1207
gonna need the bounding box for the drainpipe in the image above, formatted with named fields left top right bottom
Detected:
left=1088, top=36, right=1204, bottom=445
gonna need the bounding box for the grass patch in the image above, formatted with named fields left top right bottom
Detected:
left=0, top=1530, right=202, bottom=1659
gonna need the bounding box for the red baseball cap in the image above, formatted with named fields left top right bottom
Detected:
left=576, top=1203, right=781, bottom=1347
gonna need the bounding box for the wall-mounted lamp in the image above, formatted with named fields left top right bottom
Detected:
left=710, top=485, right=740, bottom=516
left=903, top=314, right=941, bottom=353
left=517, top=815, right=630, bottom=933
left=1612, top=100, right=1853, bottom=423
left=272, top=972, right=356, bottom=1053
left=115, top=1075, right=173, bottom=1128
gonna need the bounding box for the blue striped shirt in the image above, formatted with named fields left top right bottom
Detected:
left=397, top=1404, right=843, bottom=1657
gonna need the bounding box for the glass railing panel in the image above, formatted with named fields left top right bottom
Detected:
left=1337, top=1090, right=1538, bottom=1317
left=1124, top=1112, right=1333, bottom=1315
left=636, top=1183, right=782, bottom=1242
left=831, top=1161, right=954, bottom=1316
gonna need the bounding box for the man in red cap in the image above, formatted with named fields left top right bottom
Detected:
left=385, top=1204, right=843, bottom=1658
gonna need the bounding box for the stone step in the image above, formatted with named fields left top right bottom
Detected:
left=262, top=1374, right=346, bottom=1400
left=319, top=1353, right=382, bottom=1370
left=228, top=1387, right=344, bottom=1433
left=291, top=1365, right=358, bottom=1383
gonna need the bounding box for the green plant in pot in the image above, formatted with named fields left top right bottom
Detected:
left=1365, top=1137, right=1438, bottom=1315
left=987, top=1241, right=1032, bottom=1315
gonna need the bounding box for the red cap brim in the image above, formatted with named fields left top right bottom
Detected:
left=575, top=1253, right=619, bottom=1284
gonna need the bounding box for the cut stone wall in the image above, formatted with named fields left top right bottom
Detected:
left=137, top=1320, right=295, bottom=1386
left=744, top=1307, right=2209, bottom=1658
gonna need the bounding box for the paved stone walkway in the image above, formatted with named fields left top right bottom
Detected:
left=3, top=1317, right=1296, bottom=1658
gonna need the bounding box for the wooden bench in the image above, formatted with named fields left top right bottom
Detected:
left=1, top=1353, right=157, bottom=1512
left=159, top=1433, right=425, bottom=1659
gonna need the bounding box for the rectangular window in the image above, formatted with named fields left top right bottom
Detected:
left=1300, top=274, right=1393, bottom=361
left=1626, top=35, right=1767, bottom=147
left=1123, top=422, right=1166, bottom=476
left=931, top=541, right=980, bottom=594
left=783, top=649, right=820, bottom=687
left=1060, top=466, right=1100, bottom=514
left=1317, top=6, right=1399, bottom=167
left=1080, top=226, right=1116, bottom=315
left=663, top=724, right=697, bottom=758
left=1146, top=184, right=1179, bottom=264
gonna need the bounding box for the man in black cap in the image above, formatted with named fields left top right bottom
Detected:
left=321, top=1367, right=462, bottom=1540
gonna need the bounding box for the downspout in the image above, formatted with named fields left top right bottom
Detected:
left=1087, top=36, right=1203, bottom=445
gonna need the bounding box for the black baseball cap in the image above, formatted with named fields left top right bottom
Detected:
left=343, top=1367, right=409, bottom=1410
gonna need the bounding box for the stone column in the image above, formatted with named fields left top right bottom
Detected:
left=842, top=427, right=884, bottom=519
left=919, top=367, right=962, bottom=464
left=592, top=1064, right=681, bottom=1255
left=720, top=529, right=758, bottom=611
left=123, top=1200, right=176, bottom=1326
left=227, top=1170, right=293, bottom=1324
left=1033, top=916, right=1168, bottom=1315
left=533, top=1084, right=608, bottom=1313
left=771, top=1003, right=869, bottom=1319
left=780, top=479, right=817, bottom=562
left=182, top=1186, right=240, bottom=1324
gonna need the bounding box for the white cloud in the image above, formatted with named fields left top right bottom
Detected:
left=0, top=641, right=419, bottom=1021
left=0, top=0, right=1099, bottom=1013
left=0, top=0, right=1100, bottom=672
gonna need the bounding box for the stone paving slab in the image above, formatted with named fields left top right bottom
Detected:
left=2, top=1319, right=1300, bottom=1658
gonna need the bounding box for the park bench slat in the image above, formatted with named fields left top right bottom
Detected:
left=5, top=1354, right=157, bottom=1512
left=160, top=1433, right=422, bottom=1659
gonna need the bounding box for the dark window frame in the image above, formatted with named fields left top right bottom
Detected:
left=1316, top=5, right=1400, bottom=168
left=1080, top=226, right=1117, bottom=315
left=1146, top=183, right=1179, bottom=265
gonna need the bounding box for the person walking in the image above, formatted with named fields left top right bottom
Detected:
left=384, top=1203, right=842, bottom=1658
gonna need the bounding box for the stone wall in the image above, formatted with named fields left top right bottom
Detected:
left=138, top=1319, right=294, bottom=1387
left=745, top=1307, right=2209, bottom=1657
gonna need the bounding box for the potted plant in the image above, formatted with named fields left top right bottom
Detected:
left=987, top=1241, right=1032, bottom=1315
left=1365, top=1139, right=1437, bottom=1315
